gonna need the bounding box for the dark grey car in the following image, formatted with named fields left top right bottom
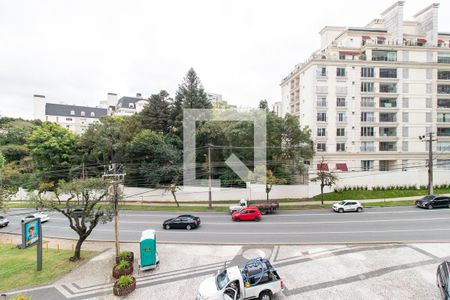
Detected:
left=437, top=261, right=450, bottom=299
left=415, top=195, right=450, bottom=209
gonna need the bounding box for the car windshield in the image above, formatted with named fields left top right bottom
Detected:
left=422, top=195, right=435, bottom=201
left=216, top=270, right=229, bottom=290
left=338, top=201, right=346, bottom=205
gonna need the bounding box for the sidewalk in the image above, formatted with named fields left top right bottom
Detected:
left=1, top=234, right=446, bottom=299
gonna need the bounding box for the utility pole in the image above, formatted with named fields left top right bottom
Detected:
left=419, top=132, right=435, bottom=195
left=103, top=163, right=126, bottom=258
left=207, top=144, right=212, bottom=209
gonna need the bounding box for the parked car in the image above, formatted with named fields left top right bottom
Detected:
left=0, top=216, right=9, bottom=228
left=436, top=261, right=450, bottom=300
left=197, top=257, right=283, bottom=300
left=229, top=199, right=279, bottom=215
left=21, top=212, right=50, bottom=223
left=416, top=195, right=450, bottom=209
left=163, top=215, right=201, bottom=230
left=332, top=200, right=363, bottom=213
left=232, top=207, right=261, bottom=222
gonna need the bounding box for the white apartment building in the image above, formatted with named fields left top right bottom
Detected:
left=33, top=94, right=107, bottom=134
left=112, top=93, right=148, bottom=116
left=280, top=1, right=450, bottom=173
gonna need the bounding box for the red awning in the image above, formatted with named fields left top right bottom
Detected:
left=417, top=38, right=427, bottom=43
left=339, top=51, right=359, bottom=56
left=362, top=36, right=371, bottom=40
left=336, top=163, right=348, bottom=172
left=377, top=36, right=386, bottom=40
left=317, top=163, right=329, bottom=171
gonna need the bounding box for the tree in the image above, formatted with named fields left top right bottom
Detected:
left=166, top=182, right=181, bottom=207
left=138, top=90, right=174, bottom=134
left=311, top=158, right=338, bottom=205
left=33, top=178, right=113, bottom=261
left=28, top=122, right=80, bottom=184
left=248, top=166, right=286, bottom=201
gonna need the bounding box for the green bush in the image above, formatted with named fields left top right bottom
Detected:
left=115, top=260, right=130, bottom=271
left=118, top=251, right=131, bottom=260
left=116, top=275, right=133, bottom=288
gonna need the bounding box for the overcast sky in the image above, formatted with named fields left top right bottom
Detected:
left=1, top=0, right=449, bottom=119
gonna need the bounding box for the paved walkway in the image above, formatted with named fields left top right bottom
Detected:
left=1, top=234, right=447, bottom=299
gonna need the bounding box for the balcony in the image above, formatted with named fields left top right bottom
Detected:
left=379, top=142, right=397, bottom=151
left=438, top=71, right=450, bottom=80
left=438, top=114, right=450, bottom=123
left=316, top=100, right=327, bottom=107
left=379, top=128, right=397, bottom=137
left=372, top=50, right=397, bottom=62
left=336, top=116, right=347, bottom=123
left=379, top=98, right=397, bottom=109
left=379, top=113, right=397, bottom=122
left=379, top=83, right=397, bottom=93
left=437, top=128, right=450, bottom=137
left=361, top=116, right=375, bottom=123
left=360, top=144, right=375, bottom=152
left=438, top=99, right=450, bottom=109
left=379, top=68, right=397, bottom=79
left=438, top=55, right=450, bottom=64
left=361, top=99, right=375, bottom=107
left=438, top=85, right=450, bottom=95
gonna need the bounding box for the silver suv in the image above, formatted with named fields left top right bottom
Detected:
left=332, top=200, right=363, bottom=213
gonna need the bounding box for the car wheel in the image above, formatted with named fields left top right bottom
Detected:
left=259, top=291, right=272, bottom=300
left=338, top=208, right=344, bottom=213
left=428, top=205, right=433, bottom=210
left=165, top=224, right=170, bottom=230
left=236, top=218, right=241, bottom=222
left=254, top=217, right=260, bottom=222
left=357, top=207, right=363, bottom=212
left=186, top=225, right=192, bottom=230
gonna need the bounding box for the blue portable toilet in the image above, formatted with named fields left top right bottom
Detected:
left=139, top=229, right=159, bottom=271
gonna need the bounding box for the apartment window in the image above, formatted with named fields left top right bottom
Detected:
left=438, top=85, right=450, bottom=94
left=402, top=98, right=409, bottom=108
left=361, top=67, right=374, bottom=77
left=361, top=82, right=374, bottom=92
left=426, top=112, right=432, bottom=122
left=380, top=83, right=397, bottom=93
left=403, top=68, right=409, bottom=79
left=337, top=112, right=346, bottom=123
left=336, top=128, right=345, bottom=136
left=438, top=53, right=450, bottom=64
left=379, top=98, right=397, bottom=108
left=91, top=112, right=95, bottom=117
left=336, top=97, right=346, bottom=107
left=361, top=142, right=374, bottom=152
left=437, top=141, right=450, bottom=151
left=372, top=50, right=397, bottom=61
left=317, top=128, right=326, bottom=136
left=402, top=127, right=409, bottom=137
left=336, top=68, right=346, bottom=77
left=438, top=113, right=450, bottom=122
left=379, top=68, right=397, bottom=78
left=317, top=143, right=326, bottom=152
left=426, top=69, right=432, bottom=80
left=379, top=112, right=397, bottom=122
left=403, top=83, right=409, bottom=93
left=379, top=142, right=397, bottom=151
left=437, top=160, right=450, bottom=169
left=317, top=67, right=327, bottom=76
left=379, top=127, right=396, bottom=136
left=81, top=111, right=85, bottom=116
left=70, top=110, right=75, bottom=115
left=66, top=118, right=72, bottom=121
left=438, top=99, right=450, bottom=108
left=361, top=112, right=375, bottom=122
left=336, top=143, right=346, bottom=152
left=317, top=112, right=327, bottom=122
left=438, top=71, right=450, bottom=80
left=361, top=126, right=374, bottom=136
left=437, top=128, right=450, bottom=136
left=361, top=160, right=374, bottom=171
left=403, top=112, right=409, bottom=122
left=361, top=97, right=375, bottom=107
left=317, top=97, right=327, bottom=107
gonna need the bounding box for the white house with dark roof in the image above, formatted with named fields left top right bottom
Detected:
left=112, top=93, right=148, bottom=116
left=33, top=94, right=107, bottom=134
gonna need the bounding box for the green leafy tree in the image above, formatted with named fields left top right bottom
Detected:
left=311, top=158, right=338, bottom=205
left=33, top=178, right=113, bottom=261
left=28, top=122, right=80, bottom=185
left=138, top=90, right=174, bottom=134
left=127, top=130, right=181, bottom=187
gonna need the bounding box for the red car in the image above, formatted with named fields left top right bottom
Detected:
left=232, top=207, right=262, bottom=222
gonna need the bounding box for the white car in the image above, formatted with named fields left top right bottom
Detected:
left=0, top=216, right=9, bottom=227
left=332, top=200, right=363, bottom=213
left=21, top=212, right=50, bottom=223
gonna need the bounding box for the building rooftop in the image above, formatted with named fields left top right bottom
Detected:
left=116, top=96, right=147, bottom=109
left=45, top=103, right=107, bottom=118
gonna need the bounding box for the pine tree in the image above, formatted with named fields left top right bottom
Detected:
left=139, top=90, right=173, bottom=134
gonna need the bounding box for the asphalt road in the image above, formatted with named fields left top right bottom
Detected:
left=2, top=206, right=450, bottom=244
